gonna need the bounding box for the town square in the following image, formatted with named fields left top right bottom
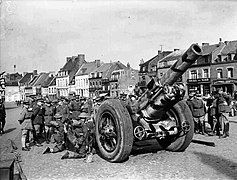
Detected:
left=1, top=0, right=237, bottom=180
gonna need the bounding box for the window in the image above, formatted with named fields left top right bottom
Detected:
left=190, top=70, right=197, bottom=79
left=217, top=69, right=223, bottom=78
left=227, top=68, right=233, bottom=78
left=203, top=69, right=209, bottom=78
left=160, top=72, right=163, bottom=77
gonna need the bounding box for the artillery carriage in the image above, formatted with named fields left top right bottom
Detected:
left=95, top=44, right=202, bottom=162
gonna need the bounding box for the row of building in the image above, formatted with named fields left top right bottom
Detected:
left=4, top=55, right=139, bottom=101
left=139, top=38, right=237, bottom=96
left=3, top=38, right=237, bottom=102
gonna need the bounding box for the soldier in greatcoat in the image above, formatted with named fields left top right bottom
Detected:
left=32, top=99, right=45, bottom=145
left=0, top=97, right=6, bottom=135
left=18, top=101, right=34, bottom=151
left=213, top=88, right=231, bottom=138
left=44, top=101, right=55, bottom=143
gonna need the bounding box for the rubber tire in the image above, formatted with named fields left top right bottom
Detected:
left=158, top=100, right=194, bottom=152
left=95, top=99, right=134, bottom=162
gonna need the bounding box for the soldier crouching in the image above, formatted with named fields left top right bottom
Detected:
left=61, top=112, right=94, bottom=160
left=42, top=114, right=66, bottom=154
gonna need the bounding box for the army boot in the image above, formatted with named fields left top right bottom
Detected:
left=222, top=123, right=229, bottom=138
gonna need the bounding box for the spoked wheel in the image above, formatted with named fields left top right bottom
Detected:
left=95, top=99, right=133, bottom=162
left=157, top=100, right=194, bottom=152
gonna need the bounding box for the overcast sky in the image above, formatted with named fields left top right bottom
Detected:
left=1, top=0, right=237, bottom=74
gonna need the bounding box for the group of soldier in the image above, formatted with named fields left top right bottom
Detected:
left=18, top=95, right=99, bottom=160
left=186, top=88, right=232, bottom=138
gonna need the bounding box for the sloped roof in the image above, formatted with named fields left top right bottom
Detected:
left=28, top=75, right=39, bottom=86
left=48, top=77, right=56, bottom=86
left=19, top=73, right=33, bottom=84
left=221, top=40, right=237, bottom=55
left=42, top=75, right=54, bottom=87
left=159, top=49, right=185, bottom=63
left=91, top=61, right=127, bottom=79
left=76, top=62, right=98, bottom=76
left=202, top=44, right=221, bottom=55
left=31, top=73, right=49, bottom=86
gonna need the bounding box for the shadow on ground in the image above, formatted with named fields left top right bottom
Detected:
left=4, top=128, right=16, bottom=134
left=193, top=151, right=237, bottom=180
left=131, top=139, right=163, bottom=156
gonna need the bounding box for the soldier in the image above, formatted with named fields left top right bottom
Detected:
left=61, top=112, right=91, bottom=159
left=0, top=97, right=6, bottom=135
left=213, top=88, right=231, bottom=138
left=188, top=92, right=207, bottom=135
left=44, top=101, right=55, bottom=143
left=69, top=95, right=81, bottom=120
left=42, top=114, right=66, bottom=154
left=32, top=99, right=45, bottom=145
left=56, top=99, right=70, bottom=122
left=18, top=101, right=34, bottom=151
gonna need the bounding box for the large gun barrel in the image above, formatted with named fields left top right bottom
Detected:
left=160, top=44, right=202, bottom=86
left=139, top=44, right=202, bottom=121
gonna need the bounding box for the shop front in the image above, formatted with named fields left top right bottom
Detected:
left=187, top=78, right=211, bottom=96
left=212, top=79, right=237, bottom=95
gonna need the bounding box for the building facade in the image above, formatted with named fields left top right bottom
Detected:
left=56, top=54, right=86, bottom=97
left=75, top=60, right=100, bottom=97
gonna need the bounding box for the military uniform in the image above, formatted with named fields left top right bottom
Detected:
left=42, top=114, right=66, bottom=154
left=69, top=98, right=82, bottom=120
left=44, top=102, right=55, bottom=143
left=215, top=91, right=231, bottom=138
left=18, top=101, right=33, bottom=151
left=0, top=100, right=6, bottom=134
left=32, top=101, right=45, bottom=144
left=61, top=112, right=93, bottom=159
left=189, top=95, right=206, bottom=134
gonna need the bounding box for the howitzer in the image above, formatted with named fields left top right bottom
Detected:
left=95, top=44, right=202, bottom=162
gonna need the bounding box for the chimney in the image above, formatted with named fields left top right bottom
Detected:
left=202, top=43, right=209, bottom=46
left=23, top=72, right=27, bottom=76
left=33, top=70, right=37, bottom=75
left=66, top=57, right=71, bottom=62
left=72, top=56, right=77, bottom=62
left=174, top=49, right=180, bottom=51
left=224, top=41, right=229, bottom=45
left=127, top=62, right=130, bottom=69
left=78, top=54, right=85, bottom=62
left=95, top=59, right=101, bottom=68
left=219, top=38, right=223, bottom=45
left=140, top=58, right=144, bottom=65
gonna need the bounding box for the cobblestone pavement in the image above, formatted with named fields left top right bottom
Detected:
left=1, top=106, right=237, bottom=180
